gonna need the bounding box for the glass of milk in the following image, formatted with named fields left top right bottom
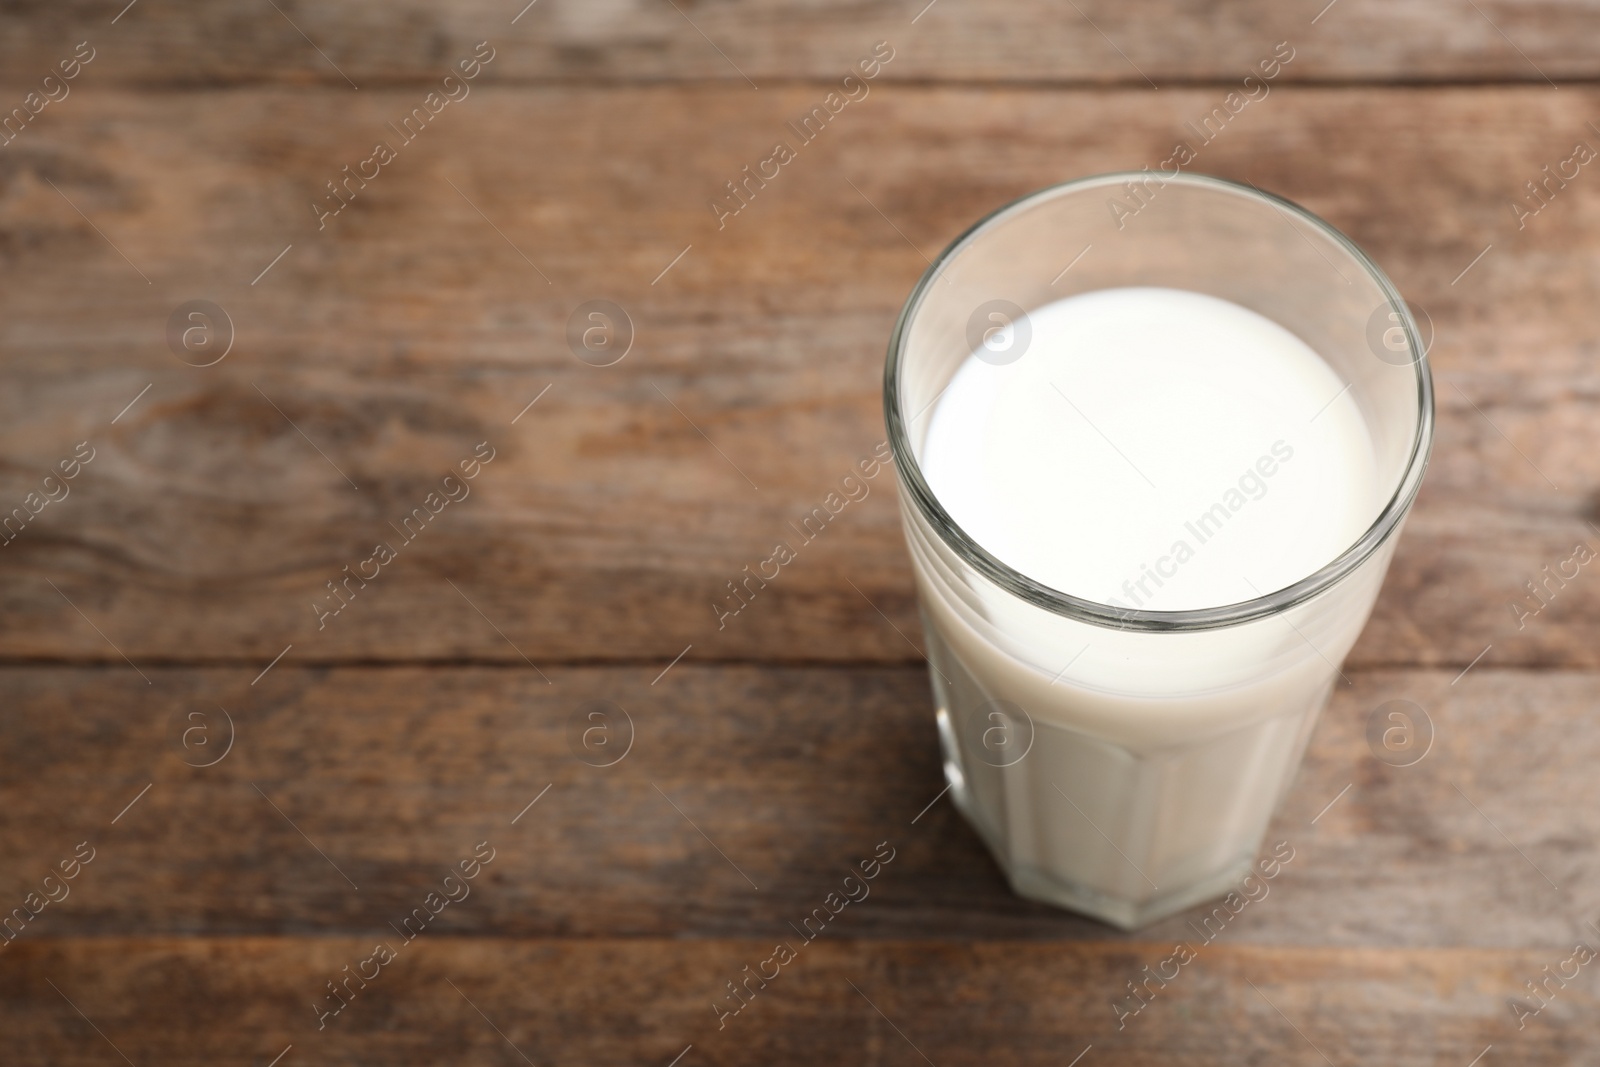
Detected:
left=885, top=173, right=1433, bottom=929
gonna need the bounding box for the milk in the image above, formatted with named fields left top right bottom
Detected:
left=908, top=286, right=1387, bottom=927
left=923, top=287, right=1379, bottom=610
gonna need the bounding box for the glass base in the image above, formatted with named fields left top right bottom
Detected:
left=924, top=615, right=1327, bottom=931
left=949, top=773, right=1257, bottom=928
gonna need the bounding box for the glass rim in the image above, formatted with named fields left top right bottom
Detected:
left=883, top=171, right=1436, bottom=633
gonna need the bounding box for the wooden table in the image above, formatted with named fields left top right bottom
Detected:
left=2, top=1, right=1598, bottom=1063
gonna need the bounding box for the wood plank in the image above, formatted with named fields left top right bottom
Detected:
left=1, top=85, right=1596, bottom=666
left=3, top=1, right=1600, bottom=86
left=3, top=665, right=1596, bottom=948
left=0, top=937, right=1583, bottom=1066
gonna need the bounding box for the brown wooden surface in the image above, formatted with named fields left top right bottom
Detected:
left=2, top=85, right=1599, bottom=671
left=0, top=664, right=1594, bottom=949
left=3, top=1, right=1599, bottom=1063
left=4, top=1, right=1600, bottom=86
left=2, top=939, right=1586, bottom=1066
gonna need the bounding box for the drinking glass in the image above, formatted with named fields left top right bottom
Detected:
left=883, top=172, right=1434, bottom=929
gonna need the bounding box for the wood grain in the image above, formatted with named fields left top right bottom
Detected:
left=2, top=664, right=1594, bottom=949
left=1, top=6, right=1591, bottom=1066
left=2, top=1, right=1599, bottom=87
left=0, top=937, right=1582, bottom=1066
left=0, top=85, right=1596, bottom=668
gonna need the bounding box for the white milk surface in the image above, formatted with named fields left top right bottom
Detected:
left=921, top=286, right=1378, bottom=611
